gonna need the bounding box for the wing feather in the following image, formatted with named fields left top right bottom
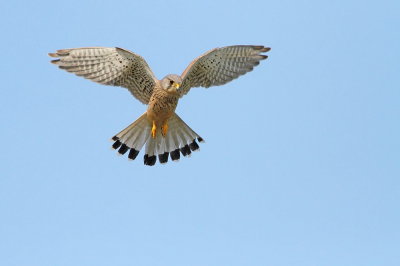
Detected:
left=179, top=45, right=270, bottom=97
left=49, top=47, right=157, bottom=104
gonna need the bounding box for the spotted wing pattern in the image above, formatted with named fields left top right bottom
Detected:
left=49, top=47, right=157, bottom=104
left=179, top=45, right=270, bottom=97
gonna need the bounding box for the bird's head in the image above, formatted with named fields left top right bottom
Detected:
left=161, top=74, right=182, bottom=94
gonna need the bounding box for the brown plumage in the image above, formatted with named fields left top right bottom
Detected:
left=49, top=45, right=270, bottom=166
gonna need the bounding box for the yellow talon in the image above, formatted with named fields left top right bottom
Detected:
left=161, top=123, right=168, bottom=137
left=151, top=121, right=157, bottom=139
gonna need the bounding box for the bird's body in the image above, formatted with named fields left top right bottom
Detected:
left=49, top=45, right=270, bottom=165
left=147, top=81, right=179, bottom=134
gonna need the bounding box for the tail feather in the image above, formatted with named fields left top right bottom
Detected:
left=111, top=113, right=203, bottom=166
left=115, top=113, right=151, bottom=152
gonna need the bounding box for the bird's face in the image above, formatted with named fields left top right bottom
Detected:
left=161, top=74, right=182, bottom=94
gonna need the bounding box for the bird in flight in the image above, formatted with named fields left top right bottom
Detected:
left=49, top=45, right=270, bottom=166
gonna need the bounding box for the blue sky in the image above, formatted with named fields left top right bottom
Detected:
left=1, top=0, right=399, bottom=265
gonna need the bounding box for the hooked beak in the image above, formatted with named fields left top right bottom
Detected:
left=174, top=82, right=181, bottom=89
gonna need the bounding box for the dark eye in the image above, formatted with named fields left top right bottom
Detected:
left=169, top=80, right=174, bottom=85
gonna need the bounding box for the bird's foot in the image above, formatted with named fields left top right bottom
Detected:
left=161, top=123, right=168, bottom=137
left=151, top=121, right=157, bottom=139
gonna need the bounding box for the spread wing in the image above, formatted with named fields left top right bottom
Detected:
left=179, top=45, right=270, bottom=97
left=49, top=47, right=157, bottom=104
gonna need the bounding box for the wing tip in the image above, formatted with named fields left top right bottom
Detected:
left=56, top=49, right=71, bottom=55
left=259, top=46, right=271, bottom=52
left=254, top=46, right=270, bottom=60
left=251, top=45, right=270, bottom=51
left=48, top=49, right=71, bottom=58
left=48, top=52, right=58, bottom=58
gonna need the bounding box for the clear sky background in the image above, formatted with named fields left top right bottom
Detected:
left=1, top=0, right=399, bottom=265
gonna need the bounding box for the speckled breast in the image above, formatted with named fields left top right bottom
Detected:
left=146, top=88, right=179, bottom=125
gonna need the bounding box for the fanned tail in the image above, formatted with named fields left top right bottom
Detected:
left=111, top=113, right=204, bottom=166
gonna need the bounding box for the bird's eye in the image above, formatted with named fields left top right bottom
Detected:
left=169, top=80, right=174, bottom=85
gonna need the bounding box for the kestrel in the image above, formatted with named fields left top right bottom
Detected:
left=49, top=45, right=270, bottom=166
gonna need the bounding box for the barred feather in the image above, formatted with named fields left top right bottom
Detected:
left=111, top=113, right=203, bottom=166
